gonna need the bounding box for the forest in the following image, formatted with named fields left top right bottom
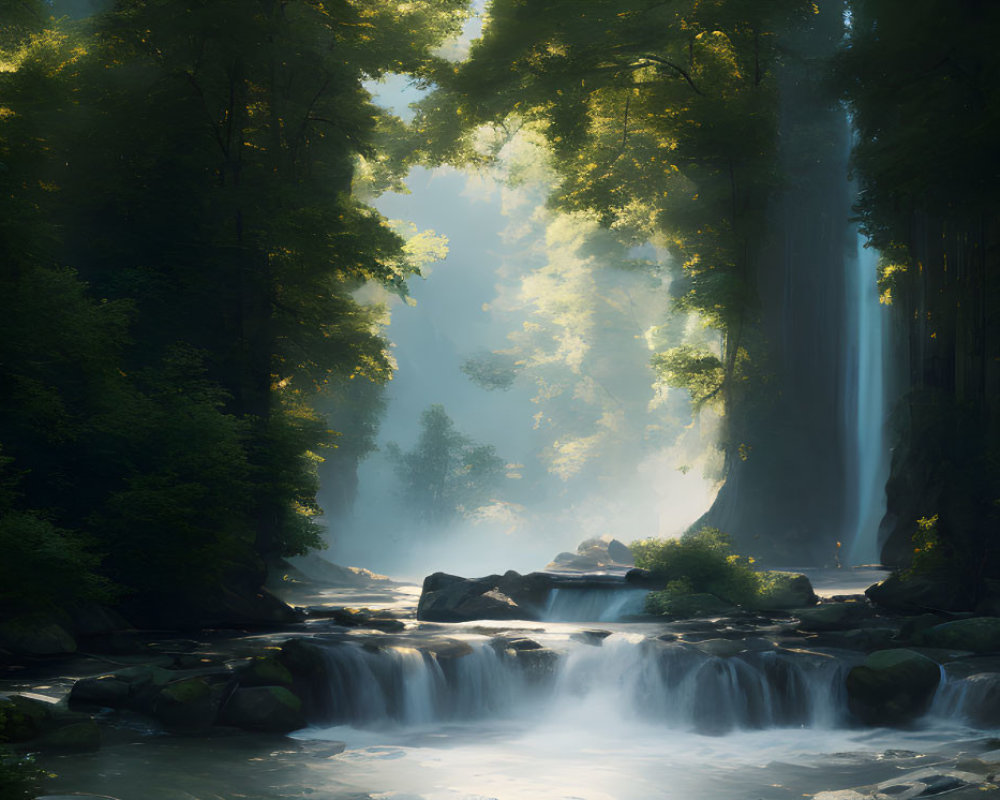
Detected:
left=1, top=1, right=999, bottom=799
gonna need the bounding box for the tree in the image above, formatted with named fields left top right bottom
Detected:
left=386, top=405, right=507, bottom=526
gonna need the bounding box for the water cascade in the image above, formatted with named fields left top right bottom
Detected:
left=542, top=587, right=650, bottom=622
left=301, top=635, right=850, bottom=735
left=844, top=232, right=890, bottom=565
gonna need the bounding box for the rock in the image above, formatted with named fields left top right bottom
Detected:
left=0, top=694, right=55, bottom=741
left=323, top=607, right=405, bottom=633
left=570, top=630, right=612, bottom=646
left=945, top=673, right=1000, bottom=727
left=546, top=536, right=634, bottom=571
left=815, top=627, right=900, bottom=652
left=653, top=593, right=735, bottom=619
left=914, top=617, right=1000, bottom=654
left=846, top=648, right=941, bottom=725
left=153, top=676, right=230, bottom=734
left=866, top=572, right=971, bottom=613
left=491, top=636, right=544, bottom=651
left=219, top=686, right=305, bottom=732
left=752, top=572, right=818, bottom=610
left=693, top=638, right=745, bottom=658
left=606, top=539, right=634, bottom=565
left=33, top=719, right=101, bottom=752
left=421, top=639, right=474, bottom=660
left=793, top=601, right=872, bottom=631
left=0, top=620, right=76, bottom=656
left=624, top=567, right=664, bottom=589
left=898, top=613, right=949, bottom=641
left=239, top=655, right=294, bottom=688
left=417, top=572, right=537, bottom=622
left=64, top=604, right=131, bottom=637
left=279, top=638, right=330, bottom=680
left=69, top=675, right=132, bottom=709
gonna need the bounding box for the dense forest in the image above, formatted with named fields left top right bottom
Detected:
left=1, top=0, right=998, bottom=633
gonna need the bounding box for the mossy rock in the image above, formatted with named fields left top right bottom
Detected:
left=278, top=638, right=329, bottom=679
left=793, top=602, right=872, bottom=631
left=914, top=617, right=1000, bottom=654
left=239, top=655, right=294, bottom=688
left=0, top=621, right=76, bottom=656
left=846, top=648, right=941, bottom=725
left=751, top=572, right=818, bottom=610
left=33, top=720, right=101, bottom=753
left=219, top=686, right=305, bottom=732
left=0, top=695, right=54, bottom=742
left=153, top=677, right=228, bottom=734
left=647, top=592, right=735, bottom=618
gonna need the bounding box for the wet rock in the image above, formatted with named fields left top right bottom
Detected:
left=417, top=572, right=538, bottom=622
left=153, top=676, right=230, bottom=734
left=0, top=694, right=55, bottom=741
left=33, top=719, right=101, bottom=752
left=69, top=675, right=132, bottom=709
left=491, top=635, right=544, bottom=651
left=0, top=620, right=76, bottom=656
left=794, top=601, right=873, bottom=631
left=279, top=638, right=330, bottom=680
left=421, top=638, right=474, bottom=660
left=866, top=573, right=971, bottom=614
left=624, top=567, right=664, bottom=589
left=815, top=627, right=900, bottom=652
left=321, top=607, right=406, bottom=633
left=846, top=648, right=941, bottom=725
left=914, top=617, right=1000, bottom=654
left=942, top=673, right=1000, bottom=726
left=752, top=572, right=819, bottom=610
left=238, top=655, right=295, bottom=688
left=571, top=630, right=612, bottom=646
left=692, top=638, right=745, bottom=658
left=219, top=686, right=306, bottom=732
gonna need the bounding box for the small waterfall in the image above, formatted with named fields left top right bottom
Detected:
left=304, top=634, right=850, bottom=733
left=844, top=231, right=890, bottom=565
left=930, top=671, right=1000, bottom=727
left=543, top=587, right=649, bottom=622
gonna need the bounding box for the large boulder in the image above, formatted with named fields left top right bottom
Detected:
left=546, top=536, right=634, bottom=571
left=0, top=694, right=100, bottom=752
left=793, top=601, right=872, bottom=631
left=751, top=572, right=818, bottom=610
left=417, top=571, right=548, bottom=622
left=0, top=620, right=76, bottom=657
left=846, top=648, right=941, bottom=725
left=913, top=617, right=1000, bottom=653
left=153, top=676, right=230, bottom=734
left=866, top=572, right=971, bottom=613
left=219, top=686, right=306, bottom=732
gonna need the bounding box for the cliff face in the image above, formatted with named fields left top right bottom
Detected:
left=879, top=212, right=1000, bottom=570
left=702, top=2, right=856, bottom=566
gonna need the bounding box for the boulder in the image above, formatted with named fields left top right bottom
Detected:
left=624, top=568, right=665, bottom=590
left=68, top=675, right=131, bottom=709
left=846, top=648, right=941, bottom=725
left=322, top=607, right=404, bottom=632
left=815, top=627, right=899, bottom=652
left=32, top=719, right=101, bottom=752
left=546, top=536, right=634, bottom=571
left=570, top=630, right=612, bottom=646
left=866, top=572, right=971, bottom=613
left=0, top=694, right=55, bottom=741
left=0, top=620, right=76, bottom=656
left=793, top=602, right=872, bottom=631
left=946, top=673, right=1000, bottom=727
left=219, top=686, right=305, bottom=732
left=153, top=676, right=230, bottom=734
left=751, top=572, right=818, bottom=610
left=238, top=655, right=294, bottom=688
left=417, top=572, right=538, bottom=622
left=278, top=638, right=330, bottom=680
left=913, top=617, right=1000, bottom=654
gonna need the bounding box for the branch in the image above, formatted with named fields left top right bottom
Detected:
left=634, top=54, right=704, bottom=95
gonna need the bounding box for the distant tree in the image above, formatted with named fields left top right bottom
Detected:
left=386, top=405, right=506, bottom=526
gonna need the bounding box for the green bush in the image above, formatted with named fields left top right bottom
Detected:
left=631, top=527, right=762, bottom=613
left=0, top=747, right=43, bottom=800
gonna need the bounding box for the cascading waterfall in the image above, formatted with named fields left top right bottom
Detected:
left=845, top=230, right=890, bottom=566
left=543, top=587, right=649, bottom=622
left=302, top=634, right=850, bottom=734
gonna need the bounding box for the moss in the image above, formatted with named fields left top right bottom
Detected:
left=160, top=677, right=211, bottom=705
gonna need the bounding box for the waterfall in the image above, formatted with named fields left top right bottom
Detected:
left=844, top=231, right=890, bottom=566
left=543, top=587, right=649, bottom=622
left=302, top=635, right=850, bottom=733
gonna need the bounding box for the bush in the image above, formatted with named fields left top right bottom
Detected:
left=631, top=527, right=761, bottom=613
left=0, top=747, right=43, bottom=800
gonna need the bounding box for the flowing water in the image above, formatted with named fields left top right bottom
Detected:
left=31, top=575, right=1000, bottom=800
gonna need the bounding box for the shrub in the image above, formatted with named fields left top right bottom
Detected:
left=0, top=747, right=43, bottom=800
left=631, top=527, right=761, bottom=613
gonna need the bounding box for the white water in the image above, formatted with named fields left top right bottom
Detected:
left=845, top=231, right=890, bottom=566
left=543, top=587, right=649, bottom=622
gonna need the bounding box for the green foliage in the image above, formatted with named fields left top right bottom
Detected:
left=651, top=346, right=725, bottom=409
left=632, top=527, right=761, bottom=610
left=0, top=747, right=42, bottom=800
left=386, top=405, right=507, bottom=526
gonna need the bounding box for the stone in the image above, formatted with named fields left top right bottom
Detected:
left=693, top=638, right=745, bottom=658
left=866, top=573, right=971, bottom=613
left=0, top=620, right=76, bottom=656
left=846, top=648, right=941, bottom=725
left=816, top=627, right=900, bottom=652
left=239, top=655, right=294, bottom=688
left=0, top=694, right=55, bottom=741
left=793, top=602, right=872, bottom=631
left=33, top=719, right=101, bottom=752
left=570, top=630, right=612, bottom=646
left=69, top=676, right=131, bottom=709
left=605, top=538, right=634, bottom=565
left=914, top=617, right=1000, bottom=654
left=219, top=686, right=306, bottom=733
left=279, top=638, right=329, bottom=679
left=153, top=676, right=229, bottom=734
left=751, top=572, right=818, bottom=610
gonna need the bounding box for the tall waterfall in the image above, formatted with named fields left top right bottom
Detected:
left=844, top=231, right=889, bottom=566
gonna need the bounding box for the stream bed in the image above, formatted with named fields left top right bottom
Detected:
left=20, top=570, right=1000, bottom=800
